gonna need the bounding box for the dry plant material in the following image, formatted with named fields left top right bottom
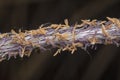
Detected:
left=0, top=17, right=120, bottom=61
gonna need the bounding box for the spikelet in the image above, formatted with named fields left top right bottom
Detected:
left=0, top=17, right=120, bottom=62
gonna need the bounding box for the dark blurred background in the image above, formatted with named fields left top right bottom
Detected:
left=0, top=0, right=120, bottom=80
